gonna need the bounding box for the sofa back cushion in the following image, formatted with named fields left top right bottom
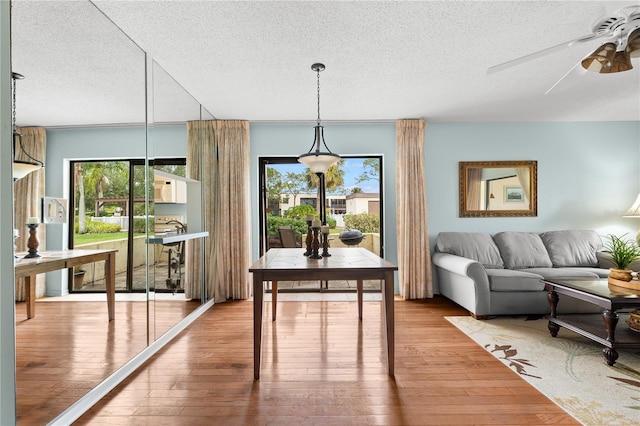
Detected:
left=540, top=230, right=602, bottom=267
left=435, top=232, right=504, bottom=269
left=493, top=231, right=552, bottom=269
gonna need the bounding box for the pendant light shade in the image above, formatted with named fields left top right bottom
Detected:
left=298, top=125, right=340, bottom=173
left=298, top=63, right=340, bottom=174
left=13, top=155, right=42, bottom=181
left=11, top=72, right=43, bottom=181
left=13, top=157, right=42, bottom=181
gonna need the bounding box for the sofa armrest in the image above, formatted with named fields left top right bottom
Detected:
left=432, top=252, right=491, bottom=316
left=432, top=252, right=485, bottom=279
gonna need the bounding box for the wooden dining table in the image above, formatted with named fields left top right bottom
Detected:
left=14, top=249, right=117, bottom=320
left=249, top=247, right=398, bottom=379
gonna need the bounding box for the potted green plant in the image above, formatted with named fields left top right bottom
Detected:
left=604, top=234, right=640, bottom=283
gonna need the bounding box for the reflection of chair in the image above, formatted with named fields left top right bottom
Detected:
left=278, top=226, right=300, bottom=248
left=273, top=226, right=324, bottom=307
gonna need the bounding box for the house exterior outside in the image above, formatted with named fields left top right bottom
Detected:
left=278, top=192, right=379, bottom=216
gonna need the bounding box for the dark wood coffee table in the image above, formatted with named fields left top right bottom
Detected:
left=543, top=278, right=640, bottom=366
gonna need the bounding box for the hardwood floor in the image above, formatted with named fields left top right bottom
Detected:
left=67, top=296, right=579, bottom=425
left=15, top=298, right=200, bottom=425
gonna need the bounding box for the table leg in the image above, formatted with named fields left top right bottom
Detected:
left=25, top=275, right=36, bottom=319
left=254, top=274, right=264, bottom=380
left=602, top=309, right=619, bottom=366
left=547, top=290, right=560, bottom=337
left=105, top=252, right=116, bottom=321
left=382, top=271, right=394, bottom=376
left=357, top=279, right=363, bottom=320
left=272, top=280, right=278, bottom=321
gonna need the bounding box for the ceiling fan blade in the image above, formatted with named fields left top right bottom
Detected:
left=487, top=33, right=601, bottom=75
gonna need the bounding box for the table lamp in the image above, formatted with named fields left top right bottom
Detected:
left=623, top=193, right=640, bottom=244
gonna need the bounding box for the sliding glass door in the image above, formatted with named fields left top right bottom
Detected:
left=258, top=155, right=384, bottom=292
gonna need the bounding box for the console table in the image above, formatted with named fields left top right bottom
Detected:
left=14, top=249, right=117, bottom=320
left=249, top=247, right=397, bottom=379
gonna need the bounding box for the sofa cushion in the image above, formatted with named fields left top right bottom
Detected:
left=435, top=232, right=504, bottom=269
left=521, top=267, right=601, bottom=280
left=486, top=269, right=545, bottom=292
left=493, top=232, right=552, bottom=269
left=540, top=230, right=602, bottom=267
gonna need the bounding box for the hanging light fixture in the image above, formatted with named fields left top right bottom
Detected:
left=12, top=72, right=43, bottom=181
left=297, top=63, right=340, bottom=174
left=581, top=10, right=640, bottom=74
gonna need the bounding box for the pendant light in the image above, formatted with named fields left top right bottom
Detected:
left=12, top=72, right=43, bottom=181
left=297, top=63, right=340, bottom=174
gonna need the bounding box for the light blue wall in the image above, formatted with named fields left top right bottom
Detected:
left=44, top=120, right=640, bottom=296
left=425, top=122, right=640, bottom=244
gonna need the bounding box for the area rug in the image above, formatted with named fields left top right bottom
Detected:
left=446, top=315, right=640, bottom=426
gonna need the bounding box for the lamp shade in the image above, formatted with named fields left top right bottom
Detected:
left=13, top=161, right=41, bottom=181
left=12, top=132, right=43, bottom=181
left=581, top=43, right=617, bottom=73
left=623, top=193, right=640, bottom=217
left=297, top=125, right=340, bottom=174
left=298, top=153, right=340, bottom=174
left=607, top=50, right=633, bottom=73
left=626, top=27, right=640, bottom=58
left=11, top=73, right=43, bottom=181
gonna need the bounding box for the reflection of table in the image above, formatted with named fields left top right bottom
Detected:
left=543, top=278, right=640, bottom=366
left=14, top=249, right=117, bottom=320
left=249, top=248, right=397, bottom=380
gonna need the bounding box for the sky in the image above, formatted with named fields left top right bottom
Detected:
left=270, top=157, right=380, bottom=194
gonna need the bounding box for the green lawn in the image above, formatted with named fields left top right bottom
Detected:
left=74, top=232, right=144, bottom=246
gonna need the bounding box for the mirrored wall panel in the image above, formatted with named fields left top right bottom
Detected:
left=11, top=1, right=213, bottom=423
left=148, top=59, right=209, bottom=341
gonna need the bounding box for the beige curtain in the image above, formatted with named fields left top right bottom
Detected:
left=14, top=127, right=46, bottom=301
left=515, top=167, right=530, bottom=203
left=186, top=120, right=251, bottom=302
left=396, top=119, right=432, bottom=299
left=466, top=168, right=483, bottom=210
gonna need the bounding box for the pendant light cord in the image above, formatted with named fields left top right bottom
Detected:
left=316, top=67, right=321, bottom=126
left=12, top=75, right=17, bottom=134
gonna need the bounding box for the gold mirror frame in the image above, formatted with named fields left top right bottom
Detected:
left=459, top=160, right=537, bottom=218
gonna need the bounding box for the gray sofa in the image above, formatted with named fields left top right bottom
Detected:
left=432, top=230, right=618, bottom=318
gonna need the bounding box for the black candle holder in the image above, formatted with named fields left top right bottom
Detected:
left=309, top=226, right=322, bottom=259
left=322, top=230, right=331, bottom=257
left=304, top=220, right=313, bottom=256
left=24, top=223, right=41, bottom=258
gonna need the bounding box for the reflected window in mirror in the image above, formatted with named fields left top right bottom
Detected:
left=459, top=160, right=537, bottom=218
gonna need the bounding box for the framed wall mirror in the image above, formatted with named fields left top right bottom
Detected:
left=459, top=160, right=537, bottom=218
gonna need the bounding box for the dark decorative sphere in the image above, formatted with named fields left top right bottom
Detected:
left=339, top=229, right=364, bottom=245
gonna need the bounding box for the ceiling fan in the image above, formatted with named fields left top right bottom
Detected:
left=487, top=5, right=640, bottom=90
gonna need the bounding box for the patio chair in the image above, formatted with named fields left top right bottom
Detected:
left=272, top=227, right=325, bottom=307
left=278, top=226, right=300, bottom=248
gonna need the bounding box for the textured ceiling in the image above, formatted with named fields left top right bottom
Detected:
left=10, top=0, right=640, bottom=127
